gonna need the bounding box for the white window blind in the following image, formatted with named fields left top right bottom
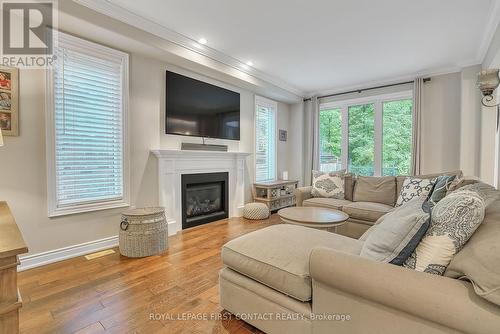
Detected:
left=47, top=32, right=129, bottom=216
left=255, top=96, right=277, bottom=182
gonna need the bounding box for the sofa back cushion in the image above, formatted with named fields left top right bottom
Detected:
left=445, top=189, right=500, bottom=306
left=353, top=176, right=396, bottom=206
left=344, top=173, right=354, bottom=201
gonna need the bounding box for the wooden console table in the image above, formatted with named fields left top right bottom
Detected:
left=0, top=202, right=28, bottom=334
left=252, top=180, right=299, bottom=211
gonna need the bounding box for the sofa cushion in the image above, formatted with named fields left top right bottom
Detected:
left=445, top=198, right=500, bottom=306
left=403, top=190, right=485, bottom=276
left=344, top=173, right=354, bottom=201
left=342, top=202, right=393, bottom=223
left=311, top=170, right=345, bottom=199
left=303, top=197, right=352, bottom=210
left=353, top=176, right=396, bottom=206
left=221, top=224, right=363, bottom=302
left=361, top=196, right=430, bottom=265
left=425, top=175, right=457, bottom=210
left=396, top=177, right=435, bottom=207
left=396, top=170, right=463, bottom=198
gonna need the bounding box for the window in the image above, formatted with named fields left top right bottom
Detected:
left=46, top=32, right=129, bottom=217
left=319, top=108, right=342, bottom=172
left=348, top=103, right=375, bottom=176
left=319, top=92, right=412, bottom=176
left=255, top=96, right=277, bottom=182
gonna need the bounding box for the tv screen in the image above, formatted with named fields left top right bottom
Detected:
left=166, top=71, right=241, bottom=140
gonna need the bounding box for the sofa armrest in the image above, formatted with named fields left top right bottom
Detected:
left=294, top=186, right=312, bottom=206
left=310, top=247, right=500, bottom=334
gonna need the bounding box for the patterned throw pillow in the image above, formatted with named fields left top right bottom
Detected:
left=396, top=177, right=436, bottom=207
left=424, top=175, right=456, bottom=211
left=403, top=190, right=485, bottom=275
left=311, top=170, right=345, bottom=199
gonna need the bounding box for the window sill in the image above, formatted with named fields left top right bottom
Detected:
left=48, top=200, right=130, bottom=218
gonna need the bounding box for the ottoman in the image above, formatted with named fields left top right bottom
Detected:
left=243, top=202, right=270, bottom=220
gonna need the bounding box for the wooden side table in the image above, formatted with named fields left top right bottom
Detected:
left=252, top=180, right=299, bottom=211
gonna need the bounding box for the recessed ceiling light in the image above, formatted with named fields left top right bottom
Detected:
left=246, top=61, right=254, bottom=66
left=198, top=38, right=207, bottom=45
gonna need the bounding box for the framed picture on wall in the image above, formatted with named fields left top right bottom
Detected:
left=0, top=66, right=19, bottom=136
left=279, top=129, right=287, bottom=141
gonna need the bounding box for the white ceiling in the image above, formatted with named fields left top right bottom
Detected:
left=101, top=0, right=498, bottom=95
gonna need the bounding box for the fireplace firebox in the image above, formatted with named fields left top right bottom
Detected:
left=181, top=172, right=229, bottom=229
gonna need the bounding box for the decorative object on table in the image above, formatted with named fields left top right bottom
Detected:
left=282, top=170, right=288, bottom=180
left=0, top=67, right=19, bottom=137
left=243, top=202, right=270, bottom=220
left=311, top=170, right=345, bottom=199
left=119, top=207, right=168, bottom=258
left=279, top=129, right=287, bottom=141
left=0, top=128, right=3, bottom=147
left=252, top=180, right=299, bottom=211
left=278, top=206, right=348, bottom=233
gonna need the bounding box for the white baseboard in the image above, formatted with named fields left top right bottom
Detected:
left=19, top=219, right=184, bottom=271
left=19, top=235, right=119, bottom=271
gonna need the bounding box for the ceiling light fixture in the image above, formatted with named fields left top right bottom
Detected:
left=246, top=61, right=253, bottom=67
left=198, top=38, right=207, bottom=45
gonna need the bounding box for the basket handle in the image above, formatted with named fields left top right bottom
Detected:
left=120, top=218, right=129, bottom=231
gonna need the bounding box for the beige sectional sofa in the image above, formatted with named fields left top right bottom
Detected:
left=295, top=171, right=463, bottom=238
left=219, top=173, right=500, bottom=334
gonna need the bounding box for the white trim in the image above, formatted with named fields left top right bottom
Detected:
left=73, top=0, right=305, bottom=98
left=477, top=0, right=500, bottom=63
left=18, top=219, right=178, bottom=271
left=255, top=95, right=278, bottom=182
left=19, top=236, right=118, bottom=271
left=45, top=31, right=130, bottom=217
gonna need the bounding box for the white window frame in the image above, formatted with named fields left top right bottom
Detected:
left=46, top=32, right=130, bottom=217
left=319, top=91, right=412, bottom=176
left=254, top=95, right=278, bottom=182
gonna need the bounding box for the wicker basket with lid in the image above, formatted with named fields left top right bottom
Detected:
left=119, top=207, right=168, bottom=257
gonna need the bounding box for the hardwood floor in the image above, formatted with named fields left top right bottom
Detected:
left=18, top=215, right=280, bottom=334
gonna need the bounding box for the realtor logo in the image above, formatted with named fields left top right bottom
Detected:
left=0, top=0, right=57, bottom=67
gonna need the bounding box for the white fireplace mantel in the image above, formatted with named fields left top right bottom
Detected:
left=151, top=149, right=252, bottom=235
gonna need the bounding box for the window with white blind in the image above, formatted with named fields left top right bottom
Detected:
left=46, top=32, right=129, bottom=217
left=255, top=96, right=277, bottom=182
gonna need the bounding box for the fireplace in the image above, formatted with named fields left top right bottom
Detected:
left=181, top=172, right=229, bottom=229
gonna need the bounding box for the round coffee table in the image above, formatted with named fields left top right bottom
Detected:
left=278, top=207, right=349, bottom=233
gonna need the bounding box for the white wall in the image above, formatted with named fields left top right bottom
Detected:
left=0, top=11, right=293, bottom=256
left=459, top=65, right=482, bottom=177
left=481, top=22, right=500, bottom=187
left=288, top=102, right=305, bottom=185
left=421, top=72, right=462, bottom=174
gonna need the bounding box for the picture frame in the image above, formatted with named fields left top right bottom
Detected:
left=279, top=129, right=287, bottom=142
left=0, top=66, right=19, bottom=136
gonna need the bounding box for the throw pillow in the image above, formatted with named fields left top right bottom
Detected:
left=311, top=170, right=345, bottom=199
left=396, top=177, right=435, bottom=207
left=403, top=190, right=485, bottom=275
left=453, top=182, right=500, bottom=208
left=424, top=175, right=456, bottom=211
left=360, top=196, right=430, bottom=265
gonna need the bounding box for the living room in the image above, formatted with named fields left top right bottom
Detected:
left=0, top=0, right=499, bottom=333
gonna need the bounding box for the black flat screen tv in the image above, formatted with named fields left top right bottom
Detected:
left=166, top=71, right=240, bottom=140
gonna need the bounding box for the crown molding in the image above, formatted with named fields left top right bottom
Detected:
left=72, top=0, right=306, bottom=98
left=477, top=0, right=500, bottom=63
left=307, top=64, right=473, bottom=98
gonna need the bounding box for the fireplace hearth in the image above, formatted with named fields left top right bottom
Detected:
left=181, top=172, right=229, bottom=229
